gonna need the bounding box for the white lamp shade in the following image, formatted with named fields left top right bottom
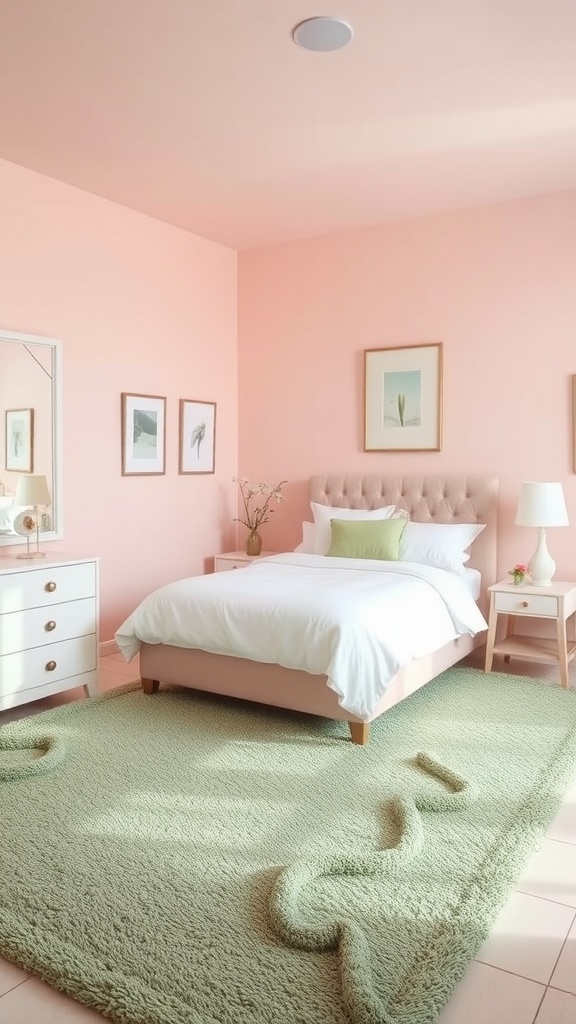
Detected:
left=14, top=474, right=51, bottom=507
left=515, top=482, right=569, bottom=527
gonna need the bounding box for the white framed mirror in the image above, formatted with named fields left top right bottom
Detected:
left=0, top=328, right=63, bottom=547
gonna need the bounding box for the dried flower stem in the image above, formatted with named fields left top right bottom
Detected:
left=233, top=478, right=287, bottom=532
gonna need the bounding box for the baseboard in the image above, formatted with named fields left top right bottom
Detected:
left=100, top=639, right=120, bottom=657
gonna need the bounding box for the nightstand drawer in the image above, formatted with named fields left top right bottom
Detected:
left=494, top=592, right=558, bottom=616
left=215, top=558, right=249, bottom=571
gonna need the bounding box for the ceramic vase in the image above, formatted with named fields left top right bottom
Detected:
left=246, top=530, right=262, bottom=557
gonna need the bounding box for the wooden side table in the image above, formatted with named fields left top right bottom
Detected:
left=213, top=550, right=277, bottom=572
left=484, top=579, right=576, bottom=688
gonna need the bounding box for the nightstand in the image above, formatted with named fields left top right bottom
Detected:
left=484, top=579, right=576, bottom=687
left=213, top=550, right=277, bottom=572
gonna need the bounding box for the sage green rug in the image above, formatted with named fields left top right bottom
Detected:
left=1, top=668, right=576, bottom=1024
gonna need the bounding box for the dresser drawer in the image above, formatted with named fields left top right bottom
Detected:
left=0, top=561, right=96, bottom=614
left=494, top=592, right=558, bottom=616
left=0, top=634, right=97, bottom=696
left=0, top=597, right=96, bottom=656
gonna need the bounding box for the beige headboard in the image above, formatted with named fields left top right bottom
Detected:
left=310, top=474, right=498, bottom=609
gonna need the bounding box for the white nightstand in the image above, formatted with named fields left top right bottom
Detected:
left=484, top=579, right=576, bottom=687
left=213, top=550, right=277, bottom=572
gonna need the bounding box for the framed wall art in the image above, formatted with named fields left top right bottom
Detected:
left=569, top=374, right=573, bottom=473
left=5, top=408, right=34, bottom=472
left=179, top=399, right=216, bottom=474
left=364, top=343, right=443, bottom=452
left=121, top=393, right=166, bottom=475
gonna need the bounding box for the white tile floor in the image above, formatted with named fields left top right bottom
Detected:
left=0, top=651, right=575, bottom=1024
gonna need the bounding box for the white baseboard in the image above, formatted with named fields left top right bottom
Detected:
left=100, top=639, right=120, bottom=657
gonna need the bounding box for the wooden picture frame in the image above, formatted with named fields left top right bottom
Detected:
left=572, top=376, right=576, bottom=473
left=5, top=408, right=34, bottom=472
left=121, top=393, right=166, bottom=476
left=364, top=343, right=443, bottom=452
left=179, top=399, right=216, bottom=474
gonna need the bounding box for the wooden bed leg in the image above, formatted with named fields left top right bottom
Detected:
left=349, top=721, right=370, bottom=745
left=141, top=677, right=160, bottom=695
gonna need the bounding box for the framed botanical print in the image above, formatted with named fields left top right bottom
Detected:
left=364, top=343, right=443, bottom=452
left=179, top=399, right=216, bottom=474
left=5, top=408, right=34, bottom=472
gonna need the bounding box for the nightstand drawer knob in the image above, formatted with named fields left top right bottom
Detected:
left=45, top=620, right=57, bottom=632
left=522, top=600, right=529, bottom=608
left=45, top=660, right=57, bottom=672
left=45, top=581, right=57, bottom=593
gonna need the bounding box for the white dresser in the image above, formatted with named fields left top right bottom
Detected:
left=0, top=555, right=99, bottom=711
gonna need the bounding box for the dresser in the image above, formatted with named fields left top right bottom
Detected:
left=0, top=555, right=99, bottom=711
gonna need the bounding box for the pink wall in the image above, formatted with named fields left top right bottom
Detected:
left=3, top=154, right=576, bottom=646
left=238, top=190, right=576, bottom=581
left=0, top=158, right=238, bottom=641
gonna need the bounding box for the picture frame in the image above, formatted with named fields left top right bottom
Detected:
left=572, top=376, right=576, bottom=473
left=121, top=393, right=166, bottom=476
left=364, top=343, right=443, bottom=452
left=179, top=399, right=216, bottom=474
left=5, top=408, right=34, bottom=472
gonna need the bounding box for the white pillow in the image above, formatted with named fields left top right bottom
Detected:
left=293, top=521, right=316, bottom=553
left=310, top=502, right=396, bottom=556
left=399, top=521, right=486, bottom=575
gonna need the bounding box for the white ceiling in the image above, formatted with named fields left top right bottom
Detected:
left=1, top=0, right=576, bottom=250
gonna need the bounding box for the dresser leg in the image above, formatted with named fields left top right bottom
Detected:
left=142, top=677, right=160, bottom=695
left=83, top=683, right=97, bottom=698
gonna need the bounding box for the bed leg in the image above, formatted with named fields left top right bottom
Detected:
left=349, top=721, right=370, bottom=745
left=141, top=677, right=160, bottom=695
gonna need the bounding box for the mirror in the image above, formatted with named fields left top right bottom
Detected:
left=0, top=329, right=62, bottom=547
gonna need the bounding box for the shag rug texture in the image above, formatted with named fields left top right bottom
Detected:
left=1, top=667, right=576, bottom=1024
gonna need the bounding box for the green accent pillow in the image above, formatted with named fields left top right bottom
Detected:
left=327, top=517, right=408, bottom=560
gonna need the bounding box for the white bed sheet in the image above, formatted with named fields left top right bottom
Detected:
left=116, top=553, right=487, bottom=721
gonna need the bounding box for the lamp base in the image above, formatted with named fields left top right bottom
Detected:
left=528, top=527, right=555, bottom=588
left=16, top=551, right=46, bottom=560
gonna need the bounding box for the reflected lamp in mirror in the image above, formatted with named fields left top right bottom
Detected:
left=14, top=474, right=51, bottom=559
left=515, top=481, right=569, bottom=587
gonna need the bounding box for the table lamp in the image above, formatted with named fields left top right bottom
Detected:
left=515, top=481, right=569, bottom=587
left=14, top=474, right=51, bottom=559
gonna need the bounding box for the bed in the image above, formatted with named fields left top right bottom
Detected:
left=117, top=474, right=498, bottom=744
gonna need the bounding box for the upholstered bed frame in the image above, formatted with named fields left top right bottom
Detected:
left=140, top=474, right=498, bottom=744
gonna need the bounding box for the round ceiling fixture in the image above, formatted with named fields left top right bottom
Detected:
left=292, top=16, right=353, bottom=52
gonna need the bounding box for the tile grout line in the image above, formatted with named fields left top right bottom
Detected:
left=544, top=907, right=576, bottom=990
left=0, top=975, right=32, bottom=998
left=514, top=886, right=576, bottom=911
left=530, top=985, right=548, bottom=1024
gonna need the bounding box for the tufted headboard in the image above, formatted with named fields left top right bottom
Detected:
left=310, top=474, right=498, bottom=610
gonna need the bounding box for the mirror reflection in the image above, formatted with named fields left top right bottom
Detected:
left=0, top=331, right=61, bottom=546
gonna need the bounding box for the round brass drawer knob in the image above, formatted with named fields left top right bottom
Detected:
left=45, top=660, right=57, bottom=672
left=522, top=601, right=529, bottom=608
left=45, top=620, right=56, bottom=632
left=45, top=581, right=57, bottom=593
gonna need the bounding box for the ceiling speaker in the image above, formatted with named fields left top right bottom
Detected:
left=292, top=17, right=354, bottom=52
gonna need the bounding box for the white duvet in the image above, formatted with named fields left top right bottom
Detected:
left=115, top=553, right=487, bottom=721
